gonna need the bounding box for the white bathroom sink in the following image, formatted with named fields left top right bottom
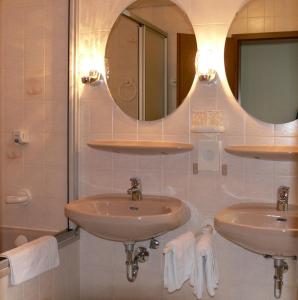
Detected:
left=214, top=203, right=298, bottom=257
left=65, top=194, right=190, bottom=242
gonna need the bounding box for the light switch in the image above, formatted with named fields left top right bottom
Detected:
left=198, top=140, right=221, bottom=171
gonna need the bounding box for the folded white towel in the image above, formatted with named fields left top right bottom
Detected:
left=164, top=231, right=195, bottom=293
left=191, top=227, right=219, bottom=299
left=2, top=236, right=60, bottom=285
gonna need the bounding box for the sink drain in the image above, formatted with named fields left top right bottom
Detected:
left=129, top=206, right=139, bottom=211
left=276, top=217, right=287, bottom=222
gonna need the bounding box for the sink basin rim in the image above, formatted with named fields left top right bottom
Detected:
left=65, top=193, right=183, bottom=219
left=214, top=202, right=298, bottom=257
left=215, top=202, right=298, bottom=232
left=65, top=193, right=191, bottom=242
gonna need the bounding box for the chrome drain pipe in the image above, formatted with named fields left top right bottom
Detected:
left=264, top=255, right=297, bottom=299
left=273, top=259, right=288, bottom=299
left=125, top=244, right=138, bottom=282
left=124, top=243, right=149, bottom=282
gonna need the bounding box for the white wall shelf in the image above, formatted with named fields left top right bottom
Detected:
left=87, top=140, right=193, bottom=155
left=225, top=145, right=298, bottom=161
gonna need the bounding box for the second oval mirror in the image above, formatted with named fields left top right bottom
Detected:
left=225, top=0, right=298, bottom=124
left=105, top=0, right=197, bottom=121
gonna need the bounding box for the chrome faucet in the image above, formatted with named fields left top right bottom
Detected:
left=127, top=177, right=142, bottom=201
left=277, top=186, right=290, bottom=211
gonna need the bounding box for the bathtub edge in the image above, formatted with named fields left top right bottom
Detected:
left=0, top=228, right=80, bottom=275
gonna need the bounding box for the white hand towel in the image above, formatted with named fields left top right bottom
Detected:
left=191, top=227, right=219, bottom=299
left=190, top=250, right=204, bottom=298
left=200, top=228, right=219, bottom=296
left=164, top=231, right=195, bottom=293
left=2, top=236, right=60, bottom=285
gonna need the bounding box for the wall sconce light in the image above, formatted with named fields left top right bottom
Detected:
left=196, top=49, right=217, bottom=83
left=81, top=70, right=103, bottom=85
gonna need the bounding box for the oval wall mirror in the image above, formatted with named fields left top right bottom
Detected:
left=224, top=0, right=298, bottom=124
left=105, top=0, right=197, bottom=121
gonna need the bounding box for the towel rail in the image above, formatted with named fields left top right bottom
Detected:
left=163, top=224, right=213, bottom=254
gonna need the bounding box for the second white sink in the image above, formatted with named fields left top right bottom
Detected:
left=214, top=202, right=298, bottom=257
left=65, top=194, right=190, bottom=242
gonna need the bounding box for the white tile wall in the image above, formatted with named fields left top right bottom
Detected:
left=77, top=0, right=298, bottom=299
left=0, top=0, right=69, bottom=231
left=229, top=0, right=298, bottom=34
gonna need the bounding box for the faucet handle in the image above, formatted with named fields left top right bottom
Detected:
left=278, top=186, right=290, bottom=200
left=130, top=177, right=141, bottom=188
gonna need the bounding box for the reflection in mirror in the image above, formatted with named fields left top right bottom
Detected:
left=224, top=0, right=298, bottom=124
left=105, top=0, right=197, bottom=121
